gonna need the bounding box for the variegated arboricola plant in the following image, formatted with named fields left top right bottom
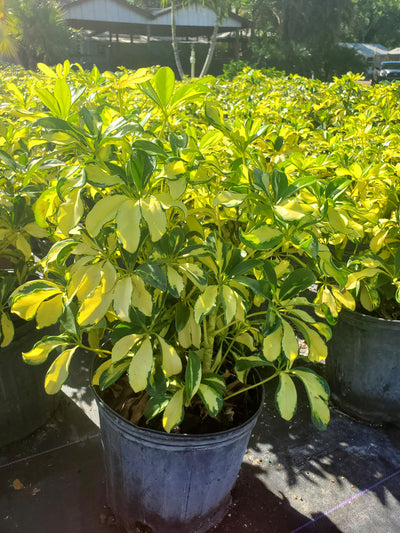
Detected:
left=9, top=65, right=332, bottom=432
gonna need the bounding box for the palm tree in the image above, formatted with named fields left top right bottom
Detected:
left=0, top=0, right=74, bottom=69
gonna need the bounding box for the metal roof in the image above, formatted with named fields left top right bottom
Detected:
left=62, top=0, right=249, bottom=38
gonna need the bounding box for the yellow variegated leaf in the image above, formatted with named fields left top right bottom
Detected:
left=112, top=333, right=140, bottom=363
left=0, top=312, right=14, bottom=347
left=86, top=194, right=126, bottom=237
left=281, top=320, right=298, bottom=362
left=360, top=284, right=374, bottom=312
left=222, top=285, right=237, bottom=324
left=276, top=373, right=297, bottom=421
left=178, top=309, right=201, bottom=349
left=304, top=325, right=328, bottom=361
left=45, top=347, right=77, bottom=394
left=128, top=338, right=153, bottom=392
left=235, top=331, right=256, bottom=351
left=113, top=277, right=133, bottom=321
left=162, top=388, right=184, bottom=433
left=115, top=199, right=142, bottom=253
left=131, top=275, right=153, bottom=316
left=322, top=286, right=339, bottom=318
left=12, top=287, right=62, bottom=321
left=331, top=287, right=356, bottom=311
left=57, top=189, right=84, bottom=237
left=141, top=196, right=167, bottom=242
left=327, top=207, right=347, bottom=233
left=77, top=287, right=113, bottom=326
left=101, top=261, right=117, bottom=293
left=158, top=336, right=182, bottom=377
left=346, top=268, right=381, bottom=290
left=263, top=325, right=283, bottom=362
left=168, top=176, right=186, bottom=199
left=194, top=285, right=219, bottom=324
left=16, top=234, right=31, bottom=260
left=274, top=203, right=304, bottom=221
left=165, top=160, right=186, bottom=178
left=23, top=339, right=67, bottom=365
left=36, top=293, right=64, bottom=329
left=92, top=359, right=113, bottom=386
left=166, top=265, right=184, bottom=297
left=71, top=263, right=102, bottom=301
left=370, top=229, right=389, bottom=254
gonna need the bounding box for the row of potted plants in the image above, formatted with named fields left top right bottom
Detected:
left=1, top=63, right=399, bottom=531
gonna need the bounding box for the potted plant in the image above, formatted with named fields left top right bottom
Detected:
left=0, top=147, right=58, bottom=446
left=308, top=150, right=400, bottom=425
left=9, top=65, right=331, bottom=532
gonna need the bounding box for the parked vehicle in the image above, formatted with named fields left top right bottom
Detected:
left=372, top=61, right=400, bottom=83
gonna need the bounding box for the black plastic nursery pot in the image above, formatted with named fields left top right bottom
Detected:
left=93, top=384, right=264, bottom=533
left=326, top=309, right=400, bottom=426
left=0, top=322, right=59, bottom=447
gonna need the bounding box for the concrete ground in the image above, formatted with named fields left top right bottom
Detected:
left=1, top=351, right=399, bottom=533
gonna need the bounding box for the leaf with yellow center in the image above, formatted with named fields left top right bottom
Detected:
left=36, top=293, right=64, bottom=329
left=141, top=196, right=167, bottom=242
left=262, top=325, right=282, bottom=362
left=45, top=347, right=77, bottom=394
left=128, top=338, right=153, bottom=393
left=115, top=199, right=142, bottom=253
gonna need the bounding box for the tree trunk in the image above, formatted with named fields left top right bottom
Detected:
left=199, top=7, right=221, bottom=77
left=171, top=1, right=185, bottom=80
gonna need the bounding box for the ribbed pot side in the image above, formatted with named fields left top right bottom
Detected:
left=94, top=386, right=263, bottom=533
left=0, top=322, right=59, bottom=447
left=326, top=309, right=400, bottom=425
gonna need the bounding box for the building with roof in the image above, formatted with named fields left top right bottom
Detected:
left=61, top=0, right=249, bottom=74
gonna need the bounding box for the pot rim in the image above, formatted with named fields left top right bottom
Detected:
left=339, top=308, right=400, bottom=329
left=91, top=376, right=264, bottom=446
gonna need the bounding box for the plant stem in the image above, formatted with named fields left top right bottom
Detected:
left=224, top=372, right=278, bottom=401
left=78, top=344, right=112, bottom=356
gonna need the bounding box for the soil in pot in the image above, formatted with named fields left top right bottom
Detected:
left=99, top=373, right=261, bottom=435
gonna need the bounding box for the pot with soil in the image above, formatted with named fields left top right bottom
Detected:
left=93, top=373, right=263, bottom=533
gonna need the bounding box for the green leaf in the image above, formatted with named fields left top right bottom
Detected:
left=163, top=388, right=185, bottom=432
left=185, top=350, right=202, bottom=401
left=193, top=285, right=219, bottom=323
left=45, top=347, right=77, bottom=394
left=54, top=78, right=71, bottom=118
left=179, top=263, right=208, bottom=289
left=279, top=269, right=316, bottom=301
left=275, top=373, right=297, bottom=421
left=197, top=383, right=223, bottom=417
left=292, top=368, right=330, bottom=430
left=135, top=263, right=167, bottom=291
left=152, top=66, right=175, bottom=109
